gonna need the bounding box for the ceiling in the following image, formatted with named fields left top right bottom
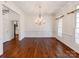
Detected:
left=12, top=1, right=68, bottom=16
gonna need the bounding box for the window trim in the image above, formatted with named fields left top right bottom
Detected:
left=75, top=5, right=79, bottom=44
left=57, top=18, right=63, bottom=37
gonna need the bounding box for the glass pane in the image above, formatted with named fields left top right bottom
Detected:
left=58, top=18, right=62, bottom=37
left=58, top=24, right=62, bottom=26
left=59, top=29, right=62, bottom=31
left=76, top=28, right=79, bottom=29
left=76, top=23, right=79, bottom=27
left=75, top=29, right=79, bottom=33
left=75, top=33, right=79, bottom=39
left=76, top=13, right=79, bottom=17
left=75, top=5, right=79, bottom=44
left=76, top=18, right=79, bottom=22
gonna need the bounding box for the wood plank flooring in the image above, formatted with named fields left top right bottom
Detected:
left=0, top=37, right=79, bottom=58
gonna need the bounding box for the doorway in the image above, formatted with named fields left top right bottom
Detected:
left=11, top=20, right=19, bottom=39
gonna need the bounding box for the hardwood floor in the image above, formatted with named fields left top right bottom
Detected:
left=0, top=37, right=79, bottom=58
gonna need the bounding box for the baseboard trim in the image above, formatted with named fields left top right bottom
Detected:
left=21, top=37, right=56, bottom=40
left=55, top=38, right=79, bottom=57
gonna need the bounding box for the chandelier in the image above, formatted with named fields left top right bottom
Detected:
left=35, top=5, right=45, bottom=25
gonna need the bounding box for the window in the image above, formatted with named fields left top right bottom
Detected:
left=58, top=18, right=63, bottom=37
left=75, top=6, right=79, bottom=44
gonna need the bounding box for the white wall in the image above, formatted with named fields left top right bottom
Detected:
left=0, top=2, right=26, bottom=55
left=22, top=14, right=54, bottom=37
left=55, top=2, right=79, bottom=53
left=0, top=2, right=3, bottom=55
left=2, top=2, right=56, bottom=40
left=3, top=6, right=20, bottom=42
left=2, top=1, right=26, bottom=40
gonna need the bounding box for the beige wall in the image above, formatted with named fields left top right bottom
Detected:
left=54, top=2, right=79, bottom=53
